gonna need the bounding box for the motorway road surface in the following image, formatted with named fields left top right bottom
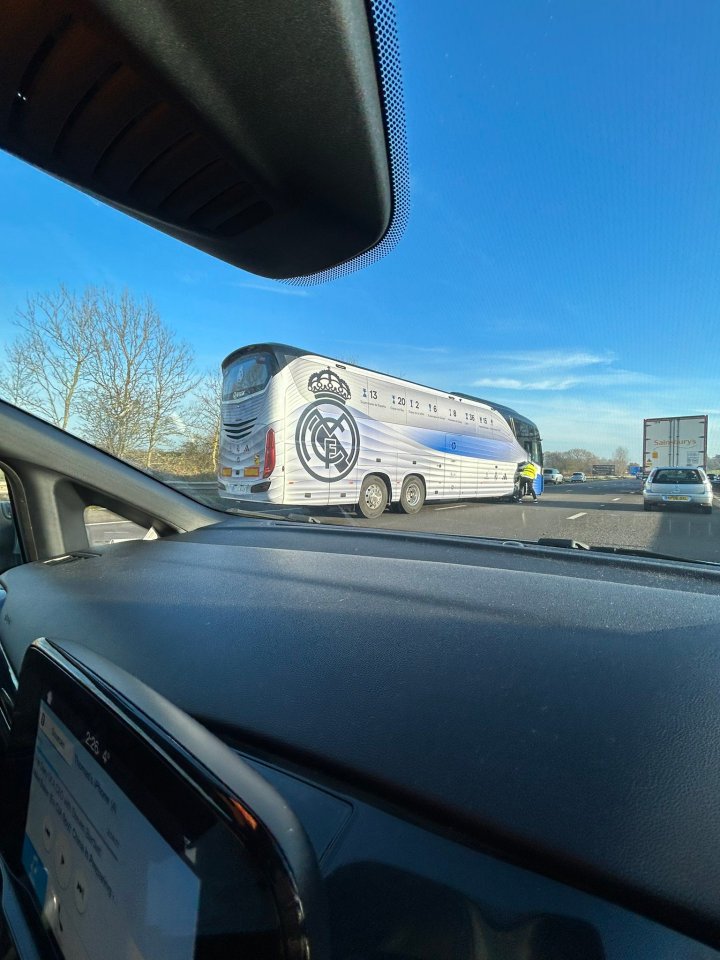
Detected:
left=88, top=479, right=720, bottom=565
left=352, top=477, right=720, bottom=564
left=85, top=513, right=149, bottom=546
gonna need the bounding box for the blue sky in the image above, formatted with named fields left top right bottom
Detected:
left=2, top=1, right=720, bottom=458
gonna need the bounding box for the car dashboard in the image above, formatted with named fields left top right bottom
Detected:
left=0, top=520, right=720, bottom=957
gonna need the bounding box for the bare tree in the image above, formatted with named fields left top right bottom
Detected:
left=2, top=284, right=200, bottom=465
left=78, top=290, right=151, bottom=458
left=612, top=446, right=629, bottom=475
left=143, top=325, right=198, bottom=468
left=184, top=371, right=223, bottom=473
left=0, top=340, right=39, bottom=409
left=78, top=289, right=198, bottom=461
left=2, top=286, right=97, bottom=428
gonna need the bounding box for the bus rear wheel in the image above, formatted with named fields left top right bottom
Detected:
left=358, top=475, right=388, bottom=519
left=399, top=475, right=425, bottom=514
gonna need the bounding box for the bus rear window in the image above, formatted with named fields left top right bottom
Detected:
left=222, top=354, right=272, bottom=401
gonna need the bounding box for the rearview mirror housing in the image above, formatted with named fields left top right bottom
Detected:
left=1, top=0, right=408, bottom=280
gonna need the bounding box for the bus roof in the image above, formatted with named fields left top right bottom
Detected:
left=221, top=343, right=307, bottom=369
left=222, top=344, right=534, bottom=428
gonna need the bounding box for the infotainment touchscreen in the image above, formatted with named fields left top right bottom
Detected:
left=22, top=697, right=200, bottom=960
left=0, top=639, right=326, bottom=960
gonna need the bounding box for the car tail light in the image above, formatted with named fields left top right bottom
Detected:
left=263, top=428, right=276, bottom=478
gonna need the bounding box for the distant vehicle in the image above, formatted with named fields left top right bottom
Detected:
left=643, top=467, right=713, bottom=514
left=543, top=468, right=564, bottom=485
left=643, top=415, right=708, bottom=473
left=707, top=472, right=720, bottom=489
left=570, top=472, right=586, bottom=483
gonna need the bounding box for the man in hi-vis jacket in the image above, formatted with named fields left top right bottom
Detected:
left=516, top=461, right=539, bottom=503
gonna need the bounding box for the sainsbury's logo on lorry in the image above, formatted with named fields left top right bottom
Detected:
left=652, top=438, right=698, bottom=447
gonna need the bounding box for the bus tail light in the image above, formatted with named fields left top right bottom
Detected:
left=263, top=428, right=276, bottom=478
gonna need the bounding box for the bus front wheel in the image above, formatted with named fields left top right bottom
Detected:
left=358, top=475, right=389, bottom=519
left=399, top=475, right=425, bottom=515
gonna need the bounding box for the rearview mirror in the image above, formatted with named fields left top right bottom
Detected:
left=1, top=0, right=408, bottom=280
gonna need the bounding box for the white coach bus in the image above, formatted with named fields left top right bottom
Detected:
left=218, top=343, right=543, bottom=518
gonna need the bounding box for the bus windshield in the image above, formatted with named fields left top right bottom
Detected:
left=222, top=354, right=272, bottom=402
left=514, top=422, right=543, bottom=467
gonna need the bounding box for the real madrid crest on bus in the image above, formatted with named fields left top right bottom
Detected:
left=295, top=369, right=360, bottom=481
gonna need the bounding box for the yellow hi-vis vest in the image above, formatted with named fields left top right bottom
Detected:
left=521, top=462, right=537, bottom=479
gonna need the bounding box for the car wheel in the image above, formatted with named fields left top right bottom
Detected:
left=643, top=502, right=653, bottom=511
left=702, top=505, right=713, bottom=515
left=399, top=475, right=425, bottom=515
left=358, top=474, right=389, bottom=519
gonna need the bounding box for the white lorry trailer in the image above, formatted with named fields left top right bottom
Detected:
left=643, top=416, right=708, bottom=475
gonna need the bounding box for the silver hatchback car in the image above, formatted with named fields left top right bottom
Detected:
left=643, top=467, right=713, bottom=514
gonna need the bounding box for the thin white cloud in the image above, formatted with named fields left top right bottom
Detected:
left=394, top=347, right=626, bottom=394
left=473, top=369, right=651, bottom=392
left=489, top=349, right=614, bottom=371
left=407, top=345, right=451, bottom=354
left=473, top=377, right=524, bottom=390
left=177, top=270, right=208, bottom=285
left=231, top=281, right=310, bottom=298
left=474, top=376, right=578, bottom=391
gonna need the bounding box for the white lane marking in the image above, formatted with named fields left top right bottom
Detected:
left=435, top=503, right=468, bottom=511
left=566, top=512, right=587, bottom=520
left=86, top=520, right=134, bottom=526
left=611, top=497, right=621, bottom=501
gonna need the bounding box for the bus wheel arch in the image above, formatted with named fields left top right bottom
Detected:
left=357, top=473, right=390, bottom=519
left=399, top=474, right=426, bottom=515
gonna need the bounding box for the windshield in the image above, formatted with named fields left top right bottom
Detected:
left=222, top=354, right=272, bottom=402
left=2, top=2, right=720, bottom=565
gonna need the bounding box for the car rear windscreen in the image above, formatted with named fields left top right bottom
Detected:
left=653, top=470, right=703, bottom=484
